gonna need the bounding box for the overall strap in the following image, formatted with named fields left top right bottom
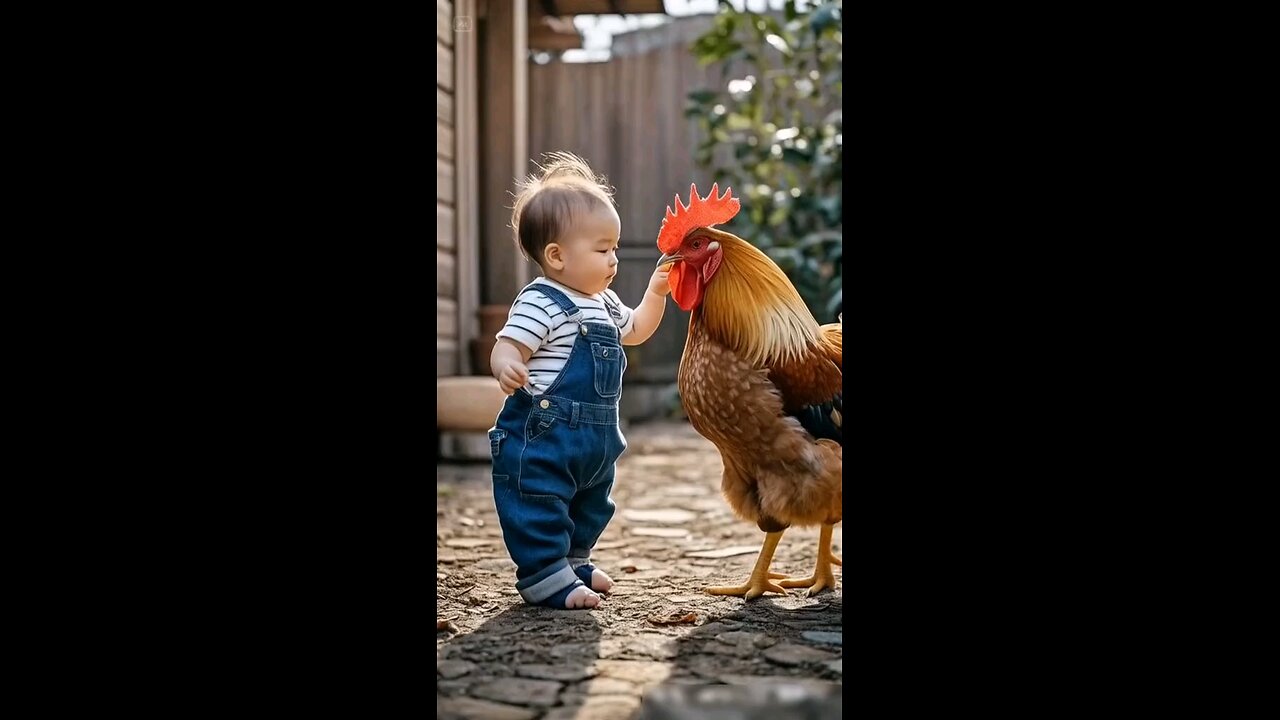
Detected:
left=516, top=281, right=583, bottom=322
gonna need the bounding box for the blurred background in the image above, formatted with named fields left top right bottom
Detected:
left=437, top=0, right=842, bottom=456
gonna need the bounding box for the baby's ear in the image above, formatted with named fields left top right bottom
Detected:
left=543, top=243, right=564, bottom=269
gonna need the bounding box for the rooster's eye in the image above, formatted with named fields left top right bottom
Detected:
left=692, top=241, right=701, bottom=249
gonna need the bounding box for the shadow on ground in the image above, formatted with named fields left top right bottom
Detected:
left=437, top=421, right=842, bottom=719
left=664, top=593, right=842, bottom=683
left=438, top=591, right=841, bottom=720
left=438, top=604, right=607, bottom=720
left=633, top=593, right=841, bottom=719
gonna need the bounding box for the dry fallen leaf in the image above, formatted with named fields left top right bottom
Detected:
left=621, top=565, right=638, bottom=573
left=648, top=609, right=698, bottom=625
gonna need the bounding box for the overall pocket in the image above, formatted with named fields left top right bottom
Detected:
left=527, top=411, right=557, bottom=441
left=591, top=342, right=623, bottom=397
left=488, top=428, right=507, bottom=458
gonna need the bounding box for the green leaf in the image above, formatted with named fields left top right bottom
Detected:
left=688, top=0, right=842, bottom=283
left=817, top=196, right=842, bottom=224
left=687, top=89, right=718, bottom=104
left=825, top=243, right=842, bottom=266
left=692, top=35, right=743, bottom=65
left=797, top=230, right=842, bottom=250
left=759, top=16, right=784, bottom=36
left=810, top=4, right=841, bottom=34
left=781, top=146, right=812, bottom=164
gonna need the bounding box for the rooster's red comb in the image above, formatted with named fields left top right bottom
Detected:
left=656, top=183, right=740, bottom=254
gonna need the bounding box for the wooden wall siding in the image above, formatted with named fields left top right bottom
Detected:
left=437, top=122, right=455, bottom=160
left=437, top=157, right=455, bottom=204
left=437, top=249, right=457, bottom=297
left=437, top=204, right=455, bottom=250
left=438, top=339, right=459, bottom=379
left=479, top=0, right=533, bottom=309
left=437, top=297, right=458, bottom=339
left=437, top=46, right=454, bottom=91
left=437, top=0, right=452, bottom=45
left=527, top=16, right=719, bottom=383
left=437, top=0, right=458, bottom=377
left=438, top=296, right=460, bottom=377
left=437, top=88, right=453, bottom=122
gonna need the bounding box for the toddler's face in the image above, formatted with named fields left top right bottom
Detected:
left=556, top=204, right=621, bottom=295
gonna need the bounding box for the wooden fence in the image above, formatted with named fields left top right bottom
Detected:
left=527, top=16, right=725, bottom=416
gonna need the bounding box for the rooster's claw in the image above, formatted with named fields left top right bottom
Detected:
left=778, top=572, right=837, bottom=597
left=706, top=579, right=789, bottom=599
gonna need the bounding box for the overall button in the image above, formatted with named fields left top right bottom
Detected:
left=602, top=349, right=608, bottom=357
left=580, top=326, right=588, bottom=335
left=539, top=399, right=550, bottom=409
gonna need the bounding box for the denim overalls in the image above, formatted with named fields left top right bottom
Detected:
left=488, top=282, right=628, bottom=605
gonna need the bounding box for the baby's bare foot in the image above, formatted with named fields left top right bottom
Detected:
left=590, top=568, right=614, bottom=593
left=565, top=585, right=601, bottom=609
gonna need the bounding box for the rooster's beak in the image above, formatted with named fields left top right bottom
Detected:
left=656, top=252, right=683, bottom=268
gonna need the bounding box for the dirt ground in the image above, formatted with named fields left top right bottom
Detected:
left=436, top=421, right=842, bottom=720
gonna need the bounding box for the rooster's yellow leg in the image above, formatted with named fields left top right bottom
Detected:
left=706, top=531, right=789, bottom=599
left=780, top=524, right=839, bottom=596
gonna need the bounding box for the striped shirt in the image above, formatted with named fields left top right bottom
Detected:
left=496, top=277, right=635, bottom=393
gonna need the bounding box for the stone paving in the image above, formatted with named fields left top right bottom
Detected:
left=437, top=421, right=842, bottom=720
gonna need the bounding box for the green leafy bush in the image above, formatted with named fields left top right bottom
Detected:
left=687, top=0, right=842, bottom=322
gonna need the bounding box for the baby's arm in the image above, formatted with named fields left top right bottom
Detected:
left=492, top=295, right=553, bottom=394
left=622, top=265, right=671, bottom=346
left=491, top=338, right=533, bottom=395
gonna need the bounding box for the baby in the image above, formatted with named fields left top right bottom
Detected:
left=488, top=152, right=671, bottom=609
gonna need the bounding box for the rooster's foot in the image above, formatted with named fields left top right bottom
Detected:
left=778, top=567, right=837, bottom=596
left=707, top=577, right=789, bottom=600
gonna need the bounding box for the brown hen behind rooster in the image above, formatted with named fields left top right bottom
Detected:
left=656, top=187, right=842, bottom=599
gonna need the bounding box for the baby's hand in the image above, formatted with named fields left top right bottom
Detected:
left=496, top=360, right=529, bottom=395
left=647, top=265, right=672, bottom=297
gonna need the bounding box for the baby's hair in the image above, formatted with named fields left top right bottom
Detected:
left=511, top=151, right=615, bottom=267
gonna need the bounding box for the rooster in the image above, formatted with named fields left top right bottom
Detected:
left=655, top=184, right=842, bottom=599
